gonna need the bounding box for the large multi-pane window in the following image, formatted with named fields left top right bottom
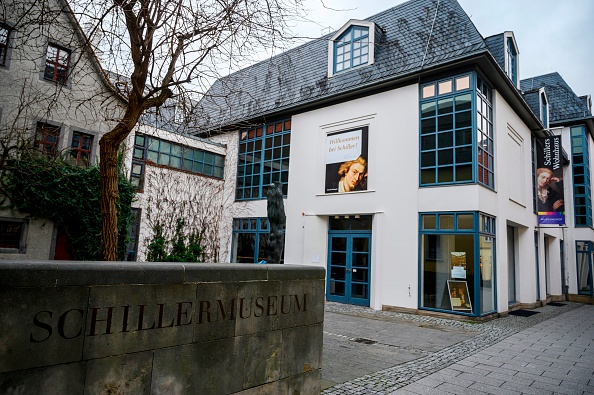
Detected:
left=44, top=44, right=71, bottom=84
left=476, top=76, right=494, bottom=186
left=34, top=122, right=60, bottom=158
left=333, top=26, right=369, bottom=74
left=420, top=212, right=496, bottom=316
left=420, top=73, right=493, bottom=188
left=132, top=133, right=224, bottom=189
left=70, top=131, right=93, bottom=164
left=236, top=120, right=291, bottom=200
left=0, top=23, right=12, bottom=67
left=570, top=125, right=592, bottom=227
left=231, top=218, right=284, bottom=263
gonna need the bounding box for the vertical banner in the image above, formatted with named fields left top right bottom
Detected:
left=535, top=135, right=565, bottom=225
left=324, top=127, right=369, bottom=193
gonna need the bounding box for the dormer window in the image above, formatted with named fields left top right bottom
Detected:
left=334, top=26, right=369, bottom=73
left=328, top=20, right=378, bottom=77
left=540, top=90, right=549, bottom=129
left=504, top=34, right=519, bottom=87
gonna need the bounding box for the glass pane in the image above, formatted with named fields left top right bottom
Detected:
left=331, top=237, right=347, bottom=251
left=422, top=214, right=436, bottom=230
left=352, top=238, right=369, bottom=252
left=480, top=236, right=495, bottom=313
left=455, top=76, right=470, bottom=91
left=351, top=283, right=368, bottom=299
left=351, top=268, right=368, bottom=282
left=455, top=94, right=472, bottom=111
left=421, top=102, right=436, bottom=118
left=352, top=253, right=369, bottom=268
left=330, top=267, right=346, bottom=281
left=438, top=80, right=452, bottom=95
left=422, top=84, right=435, bottom=99
left=329, top=280, right=345, bottom=296
left=439, top=215, right=454, bottom=230
left=457, top=214, right=473, bottom=229
left=351, top=216, right=373, bottom=230
left=331, top=252, right=347, bottom=265
left=438, top=98, right=453, bottom=114
left=233, top=233, right=256, bottom=263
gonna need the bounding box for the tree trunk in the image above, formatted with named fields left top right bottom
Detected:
left=99, top=135, right=122, bottom=261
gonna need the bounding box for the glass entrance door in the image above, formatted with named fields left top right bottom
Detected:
left=327, top=233, right=371, bottom=306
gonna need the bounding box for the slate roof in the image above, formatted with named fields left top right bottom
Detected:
left=484, top=33, right=504, bottom=71
left=193, top=0, right=488, bottom=132
left=520, top=72, right=592, bottom=124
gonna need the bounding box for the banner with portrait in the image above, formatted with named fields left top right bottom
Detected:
left=535, top=135, right=565, bottom=225
left=324, top=127, right=369, bottom=194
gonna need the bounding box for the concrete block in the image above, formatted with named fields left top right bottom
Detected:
left=0, top=362, right=86, bottom=394
left=0, top=286, right=88, bottom=372
left=84, top=351, right=153, bottom=394
left=243, top=331, right=283, bottom=388
left=152, top=338, right=247, bottom=394
left=281, top=324, right=323, bottom=379
left=83, top=284, right=196, bottom=359
left=194, top=282, right=238, bottom=341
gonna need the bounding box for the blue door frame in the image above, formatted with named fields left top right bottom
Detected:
left=327, top=232, right=371, bottom=307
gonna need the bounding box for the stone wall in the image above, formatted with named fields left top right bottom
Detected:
left=0, top=262, right=325, bottom=394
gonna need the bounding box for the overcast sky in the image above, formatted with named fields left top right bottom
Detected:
left=288, top=0, right=594, bottom=98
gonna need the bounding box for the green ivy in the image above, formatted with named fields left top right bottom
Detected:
left=146, top=218, right=205, bottom=262
left=2, top=152, right=135, bottom=260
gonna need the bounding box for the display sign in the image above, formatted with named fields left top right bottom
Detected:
left=447, top=280, right=472, bottom=311
left=324, top=127, right=369, bottom=193
left=535, top=136, right=565, bottom=225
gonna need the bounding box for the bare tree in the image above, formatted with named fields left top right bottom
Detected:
left=69, top=0, right=305, bottom=260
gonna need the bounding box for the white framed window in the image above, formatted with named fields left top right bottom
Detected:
left=328, top=20, right=378, bottom=77
left=504, top=32, right=519, bottom=87
left=539, top=89, right=549, bottom=129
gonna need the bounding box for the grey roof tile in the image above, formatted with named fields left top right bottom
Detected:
left=484, top=33, right=504, bottom=71
left=521, top=72, right=592, bottom=124
left=193, top=0, right=487, bottom=132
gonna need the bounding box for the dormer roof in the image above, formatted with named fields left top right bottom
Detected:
left=521, top=72, right=592, bottom=125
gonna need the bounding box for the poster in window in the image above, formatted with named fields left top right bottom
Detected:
left=447, top=280, right=472, bottom=311
left=535, top=135, right=565, bottom=225
left=324, top=127, right=368, bottom=194
left=450, top=251, right=466, bottom=279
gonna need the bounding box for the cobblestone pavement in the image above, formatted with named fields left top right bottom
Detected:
left=322, top=302, right=594, bottom=395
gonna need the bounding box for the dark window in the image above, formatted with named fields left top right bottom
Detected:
left=0, top=23, right=11, bottom=66
left=0, top=219, right=27, bottom=253
left=231, top=218, right=284, bottom=263
left=126, top=208, right=141, bottom=261
left=44, top=44, right=70, bottom=84
left=34, top=122, right=60, bottom=158
left=236, top=120, right=291, bottom=200
left=132, top=133, right=224, bottom=190
left=571, top=126, right=592, bottom=227
left=70, top=131, right=93, bottom=164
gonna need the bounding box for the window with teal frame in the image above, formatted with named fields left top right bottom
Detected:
left=231, top=218, right=284, bottom=263
left=420, top=73, right=493, bottom=187
left=131, top=133, right=224, bottom=190
left=236, top=119, right=291, bottom=200
left=576, top=241, right=593, bottom=296
left=570, top=125, right=592, bottom=227
left=333, top=26, right=369, bottom=74
left=419, top=212, right=496, bottom=317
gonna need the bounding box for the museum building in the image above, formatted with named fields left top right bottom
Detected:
left=195, top=0, right=594, bottom=317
